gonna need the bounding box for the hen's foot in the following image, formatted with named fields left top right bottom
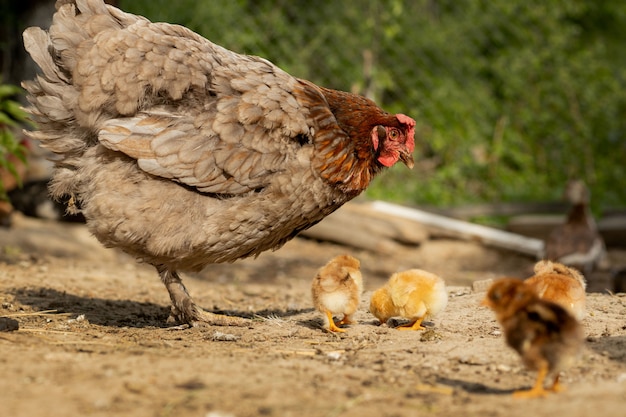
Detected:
left=167, top=303, right=248, bottom=328
left=158, top=266, right=248, bottom=328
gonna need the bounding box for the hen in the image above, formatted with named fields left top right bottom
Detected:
left=311, top=255, right=363, bottom=333
left=483, top=278, right=583, bottom=398
left=22, top=0, right=415, bottom=326
left=545, top=180, right=608, bottom=276
left=369, top=269, right=448, bottom=330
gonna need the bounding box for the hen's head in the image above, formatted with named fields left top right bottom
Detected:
left=371, top=114, right=415, bottom=169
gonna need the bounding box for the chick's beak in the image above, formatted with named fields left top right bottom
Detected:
left=400, top=150, right=414, bottom=169
left=480, top=297, right=490, bottom=308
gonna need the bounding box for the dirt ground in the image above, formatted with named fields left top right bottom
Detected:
left=1, top=212, right=625, bottom=417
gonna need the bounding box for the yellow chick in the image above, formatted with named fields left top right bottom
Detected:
left=370, top=269, right=448, bottom=330
left=311, top=255, right=363, bottom=333
left=525, top=260, right=586, bottom=321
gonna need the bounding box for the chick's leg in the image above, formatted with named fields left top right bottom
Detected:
left=157, top=266, right=246, bottom=327
left=324, top=310, right=346, bottom=333
left=398, top=317, right=425, bottom=331
left=338, top=314, right=353, bottom=326
left=549, top=374, right=565, bottom=393
left=513, top=364, right=549, bottom=399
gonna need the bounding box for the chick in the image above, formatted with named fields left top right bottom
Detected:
left=483, top=278, right=584, bottom=398
left=311, top=255, right=363, bottom=332
left=525, top=260, right=586, bottom=321
left=370, top=269, right=448, bottom=330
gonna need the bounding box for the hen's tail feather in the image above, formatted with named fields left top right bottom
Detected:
left=22, top=0, right=139, bottom=200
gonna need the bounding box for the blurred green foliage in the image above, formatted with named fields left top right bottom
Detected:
left=122, top=0, right=626, bottom=210
left=0, top=83, right=28, bottom=201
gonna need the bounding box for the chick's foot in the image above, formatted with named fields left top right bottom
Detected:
left=398, top=317, right=425, bottom=331
left=337, top=315, right=354, bottom=326
left=513, top=366, right=549, bottom=399
left=549, top=374, right=566, bottom=393
left=325, top=310, right=346, bottom=333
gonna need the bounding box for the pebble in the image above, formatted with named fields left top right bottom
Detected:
left=211, top=331, right=240, bottom=342
left=0, top=317, right=19, bottom=332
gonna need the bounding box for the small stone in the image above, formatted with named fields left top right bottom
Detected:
left=0, top=317, right=19, bottom=332
left=211, top=331, right=240, bottom=342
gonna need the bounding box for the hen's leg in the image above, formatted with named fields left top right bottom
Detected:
left=157, top=266, right=246, bottom=327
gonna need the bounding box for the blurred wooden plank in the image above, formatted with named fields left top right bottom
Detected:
left=300, top=202, right=429, bottom=254
left=370, top=201, right=544, bottom=257
left=431, top=202, right=568, bottom=220
left=507, top=214, right=626, bottom=247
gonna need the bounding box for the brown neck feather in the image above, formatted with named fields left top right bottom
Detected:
left=314, top=87, right=397, bottom=195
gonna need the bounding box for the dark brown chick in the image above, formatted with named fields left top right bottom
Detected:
left=483, top=278, right=584, bottom=399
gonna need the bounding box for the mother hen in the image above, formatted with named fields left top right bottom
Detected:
left=22, top=0, right=416, bottom=326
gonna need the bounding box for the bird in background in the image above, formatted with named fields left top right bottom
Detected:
left=369, top=269, right=448, bottom=330
left=311, top=255, right=363, bottom=333
left=545, top=180, right=608, bottom=276
left=525, top=260, right=586, bottom=321
left=482, top=278, right=584, bottom=399
left=21, top=0, right=415, bottom=326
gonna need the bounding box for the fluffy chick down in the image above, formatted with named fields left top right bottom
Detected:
left=370, top=269, right=448, bottom=330
left=311, top=255, right=363, bottom=332
left=525, top=260, right=586, bottom=321
left=483, top=278, right=584, bottom=398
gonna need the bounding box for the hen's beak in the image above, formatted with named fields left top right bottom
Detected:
left=400, top=150, right=414, bottom=169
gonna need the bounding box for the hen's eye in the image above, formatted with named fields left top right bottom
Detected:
left=389, top=129, right=399, bottom=139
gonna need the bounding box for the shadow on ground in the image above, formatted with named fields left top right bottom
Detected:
left=9, top=287, right=315, bottom=328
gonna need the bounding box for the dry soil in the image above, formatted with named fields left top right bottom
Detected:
left=1, top=213, right=625, bottom=417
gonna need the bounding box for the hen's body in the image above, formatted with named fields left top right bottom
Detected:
left=22, top=0, right=415, bottom=325
left=545, top=180, right=607, bottom=275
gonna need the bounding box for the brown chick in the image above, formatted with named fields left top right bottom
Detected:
left=370, top=269, right=448, bottom=330
left=525, top=260, right=586, bottom=321
left=22, top=1, right=415, bottom=326
left=311, top=255, right=363, bottom=333
left=483, top=278, right=584, bottom=398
